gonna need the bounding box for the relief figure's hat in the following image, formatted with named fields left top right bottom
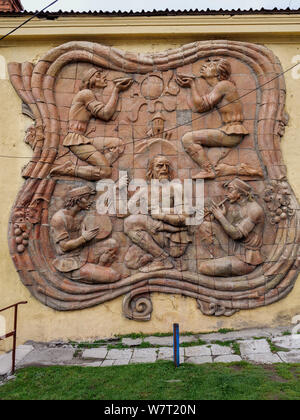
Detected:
left=82, top=67, right=102, bottom=83
left=225, top=178, right=252, bottom=195
left=69, top=185, right=96, bottom=199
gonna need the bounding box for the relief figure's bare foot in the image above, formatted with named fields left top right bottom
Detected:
left=238, top=163, right=263, bottom=177
left=215, top=163, right=263, bottom=177
left=192, top=170, right=215, bottom=180
left=139, top=257, right=173, bottom=273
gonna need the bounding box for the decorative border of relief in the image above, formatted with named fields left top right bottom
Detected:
left=7, top=40, right=300, bottom=319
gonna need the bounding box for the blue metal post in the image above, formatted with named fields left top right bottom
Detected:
left=173, top=323, right=180, bottom=367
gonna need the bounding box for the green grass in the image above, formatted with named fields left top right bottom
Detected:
left=116, top=332, right=148, bottom=339
left=107, top=342, right=159, bottom=350
left=266, top=338, right=287, bottom=354
left=180, top=339, right=207, bottom=347
left=231, top=342, right=241, bottom=356
left=210, top=340, right=240, bottom=355
left=73, top=328, right=240, bottom=346
left=118, top=331, right=207, bottom=339
left=212, top=340, right=232, bottom=347
left=217, top=328, right=235, bottom=334
left=69, top=339, right=109, bottom=349
left=0, top=362, right=299, bottom=400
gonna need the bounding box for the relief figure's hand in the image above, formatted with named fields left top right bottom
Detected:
left=176, top=74, right=194, bottom=88
left=211, top=202, right=226, bottom=221
left=82, top=226, right=99, bottom=242
left=151, top=213, right=164, bottom=221
left=114, top=77, right=133, bottom=92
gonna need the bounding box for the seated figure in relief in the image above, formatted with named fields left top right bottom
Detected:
left=124, top=155, right=192, bottom=273
left=176, top=57, right=248, bottom=179
left=50, top=185, right=121, bottom=284
left=196, top=178, right=265, bottom=277
left=51, top=68, right=133, bottom=181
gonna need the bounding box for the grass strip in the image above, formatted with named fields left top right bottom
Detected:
left=0, top=362, right=299, bottom=400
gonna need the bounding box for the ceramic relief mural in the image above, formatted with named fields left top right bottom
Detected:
left=7, top=40, right=300, bottom=320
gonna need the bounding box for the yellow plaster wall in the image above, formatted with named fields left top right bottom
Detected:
left=0, top=27, right=300, bottom=352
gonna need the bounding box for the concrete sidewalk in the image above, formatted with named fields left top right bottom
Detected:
left=1, top=327, right=300, bottom=381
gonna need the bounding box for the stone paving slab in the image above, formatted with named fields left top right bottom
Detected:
left=144, top=336, right=173, bottom=346
left=179, top=336, right=199, bottom=344
left=272, top=336, right=300, bottom=350
left=243, top=353, right=282, bottom=364
left=131, top=358, right=155, bottom=364
left=199, top=327, right=288, bottom=343
left=131, top=348, right=157, bottom=364
left=211, top=344, right=234, bottom=356
left=132, top=348, right=157, bottom=358
left=101, top=360, right=115, bottom=367
left=15, top=345, right=35, bottom=360
left=0, top=345, right=34, bottom=375
left=107, top=357, right=132, bottom=366
left=59, top=361, right=102, bottom=367
left=157, top=347, right=184, bottom=363
left=144, top=335, right=198, bottom=346
left=114, top=359, right=131, bottom=366
left=278, top=351, right=300, bottom=363
left=82, top=348, right=107, bottom=359
left=239, top=339, right=271, bottom=356
left=122, top=338, right=142, bottom=346
left=214, top=355, right=242, bottom=363
left=19, top=348, right=75, bottom=367
left=2, top=328, right=300, bottom=372
left=82, top=361, right=103, bottom=367
left=185, top=345, right=211, bottom=357
left=157, top=347, right=173, bottom=359
left=106, top=349, right=133, bottom=360
left=186, top=356, right=213, bottom=364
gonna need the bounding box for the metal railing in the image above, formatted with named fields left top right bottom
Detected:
left=0, top=301, right=27, bottom=374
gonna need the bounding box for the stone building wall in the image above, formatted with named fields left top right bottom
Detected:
left=0, top=14, right=300, bottom=351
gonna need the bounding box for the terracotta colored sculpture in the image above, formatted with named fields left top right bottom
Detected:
left=22, top=124, right=44, bottom=179
left=50, top=185, right=121, bottom=284
left=124, top=155, right=192, bottom=272
left=176, top=57, right=248, bottom=179
left=196, top=179, right=264, bottom=276
left=0, top=0, right=23, bottom=12
left=146, top=112, right=171, bottom=139
left=135, top=111, right=176, bottom=154
left=51, top=68, right=133, bottom=181
left=7, top=40, right=299, bottom=319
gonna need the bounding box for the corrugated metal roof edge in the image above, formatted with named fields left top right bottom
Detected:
left=1, top=8, right=300, bottom=17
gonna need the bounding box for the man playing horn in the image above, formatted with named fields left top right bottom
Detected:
left=51, top=68, right=133, bottom=181
left=176, top=57, right=248, bottom=179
